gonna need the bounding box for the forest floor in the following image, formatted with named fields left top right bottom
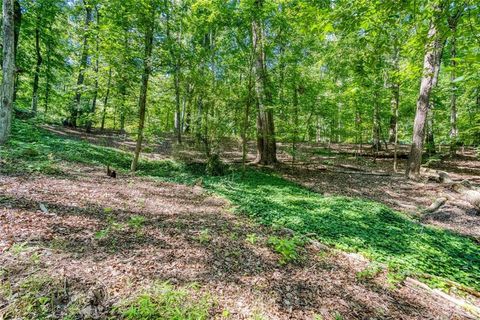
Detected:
left=1, top=121, right=479, bottom=319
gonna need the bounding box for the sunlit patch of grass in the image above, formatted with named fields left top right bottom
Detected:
left=117, top=282, right=212, bottom=320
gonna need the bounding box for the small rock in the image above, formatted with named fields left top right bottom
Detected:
left=39, top=203, right=48, bottom=213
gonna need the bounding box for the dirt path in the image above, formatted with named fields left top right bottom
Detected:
left=0, top=164, right=475, bottom=319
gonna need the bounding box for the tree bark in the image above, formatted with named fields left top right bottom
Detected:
left=0, top=0, right=15, bottom=144
left=449, top=29, right=458, bottom=156
left=86, top=6, right=100, bottom=133
left=252, top=0, right=276, bottom=165
left=388, top=84, right=400, bottom=144
left=31, top=21, right=42, bottom=114
left=44, top=39, right=51, bottom=113
left=406, top=11, right=443, bottom=179
left=12, top=0, right=21, bottom=104
left=100, top=68, right=112, bottom=130
left=131, top=15, right=154, bottom=172
left=71, top=1, right=92, bottom=127
left=372, top=93, right=382, bottom=152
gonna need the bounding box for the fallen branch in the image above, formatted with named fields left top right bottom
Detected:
left=335, top=164, right=366, bottom=172
left=330, top=170, right=392, bottom=177
left=422, top=197, right=447, bottom=214
left=405, top=277, right=480, bottom=319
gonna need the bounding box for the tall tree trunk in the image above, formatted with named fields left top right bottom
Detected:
left=388, top=46, right=400, bottom=143
left=406, top=11, right=443, bottom=179
left=252, top=0, right=276, bottom=165
left=174, top=62, right=182, bottom=143
left=372, top=93, right=382, bottom=152
left=44, top=40, right=51, bottom=113
left=389, top=83, right=400, bottom=143
left=12, top=0, right=21, bottom=104
left=449, top=29, right=458, bottom=156
left=100, top=68, right=112, bottom=131
left=131, top=17, right=154, bottom=172
left=242, top=65, right=253, bottom=171
left=0, top=0, right=16, bottom=144
left=86, top=6, right=100, bottom=133
left=292, top=81, right=299, bottom=165
left=71, top=2, right=92, bottom=127
left=31, top=22, right=42, bottom=114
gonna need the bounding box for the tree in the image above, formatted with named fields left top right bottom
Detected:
left=251, top=0, right=277, bottom=165
left=406, top=2, right=463, bottom=179
left=0, top=0, right=16, bottom=144
left=131, top=0, right=156, bottom=172
left=71, top=0, right=93, bottom=127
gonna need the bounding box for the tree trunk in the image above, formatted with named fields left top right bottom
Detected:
left=449, top=30, right=458, bottom=156
left=131, top=17, right=154, bottom=172
left=11, top=0, right=21, bottom=104
left=252, top=0, right=276, bottom=165
left=389, top=83, right=400, bottom=143
left=44, top=40, right=51, bottom=113
left=388, top=46, right=400, bottom=144
left=372, top=93, right=382, bottom=152
left=100, top=68, right=112, bottom=131
left=174, top=62, right=182, bottom=143
left=31, top=22, right=42, bottom=114
left=406, top=12, right=443, bottom=179
left=0, top=0, right=16, bottom=144
left=292, top=80, right=299, bottom=165
left=71, top=2, right=92, bottom=127
left=86, top=6, right=100, bottom=133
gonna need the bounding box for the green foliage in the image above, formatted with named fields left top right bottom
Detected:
left=267, top=236, right=305, bottom=265
left=206, top=170, right=479, bottom=290
left=205, top=153, right=226, bottom=176
left=197, top=229, right=212, bottom=244
left=0, top=276, right=81, bottom=320
left=119, top=282, right=211, bottom=320
left=245, top=233, right=260, bottom=245
left=128, top=215, right=146, bottom=230
left=355, top=263, right=383, bottom=282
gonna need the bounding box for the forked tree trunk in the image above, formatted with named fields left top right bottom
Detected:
left=131, top=17, right=154, bottom=172
left=252, top=0, right=276, bottom=165
left=406, top=12, right=443, bottom=179
left=0, top=0, right=16, bottom=144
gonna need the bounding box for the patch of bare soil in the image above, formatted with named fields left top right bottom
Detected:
left=0, top=165, right=475, bottom=319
